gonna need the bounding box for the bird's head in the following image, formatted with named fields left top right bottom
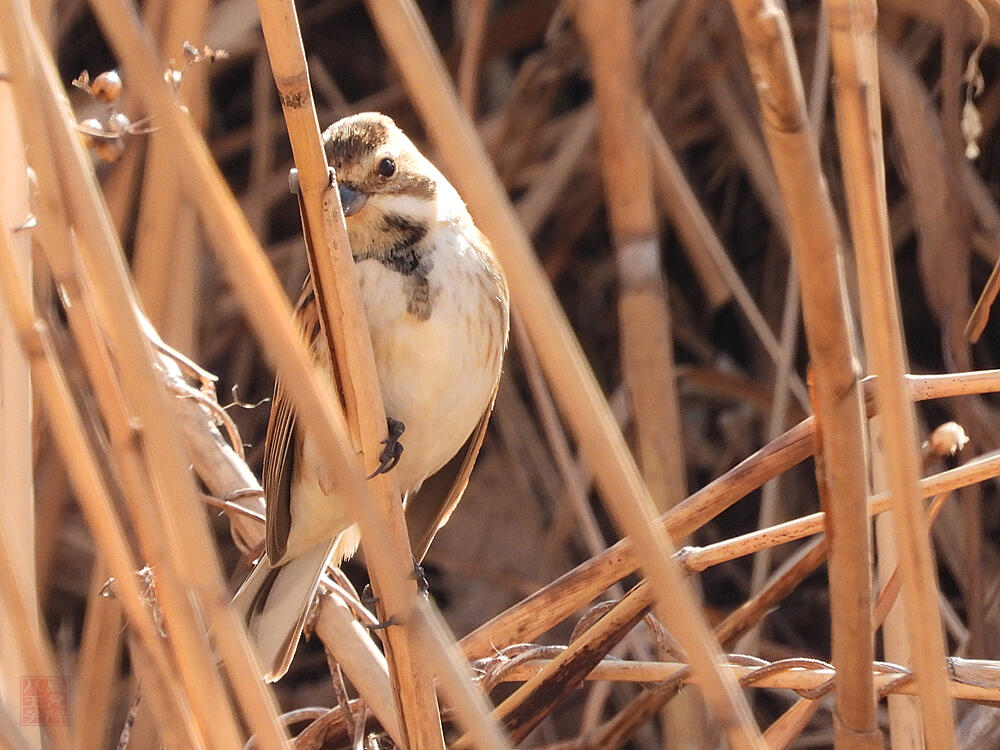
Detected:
left=323, top=112, right=456, bottom=259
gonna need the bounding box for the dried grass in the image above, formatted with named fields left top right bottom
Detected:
left=6, top=0, right=1000, bottom=748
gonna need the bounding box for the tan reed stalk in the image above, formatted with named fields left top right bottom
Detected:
left=873, top=493, right=951, bottom=630
left=460, top=415, right=815, bottom=659
left=0, top=36, right=39, bottom=750
left=873, top=421, right=923, bottom=748
left=364, top=1, right=766, bottom=744
left=574, top=0, right=687, bottom=513
left=0, top=223, right=180, bottom=750
left=21, top=10, right=289, bottom=748
left=576, top=3, right=704, bottom=742
left=0, top=522, right=71, bottom=750
left=826, top=0, right=956, bottom=744
left=0, top=709, right=33, bottom=750
left=245, top=48, right=276, bottom=239
left=744, top=17, right=826, bottom=637
left=714, top=536, right=828, bottom=648
left=131, top=0, right=211, bottom=351
left=0, top=17, right=221, bottom=750
left=726, top=0, right=879, bottom=743
left=411, top=598, right=514, bottom=750
left=490, top=659, right=1000, bottom=702
left=72, top=566, right=123, bottom=750
left=457, top=0, right=490, bottom=114
left=460, top=368, right=1000, bottom=659
left=312, top=594, right=403, bottom=746
left=682, top=453, right=1000, bottom=573
left=33, top=459, right=70, bottom=605
left=254, top=2, right=454, bottom=745
left=78, top=4, right=511, bottom=749
left=163, top=360, right=265, bottom=550
left=0, top=191, right=65, bottom=746
left=644, top=112, right=809, bottom=410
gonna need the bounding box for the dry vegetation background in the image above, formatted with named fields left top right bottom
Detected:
left=7, top=0, right=1000, bottom=748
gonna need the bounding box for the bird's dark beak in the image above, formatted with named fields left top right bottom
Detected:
left=338, top=182, right=368, bottom=217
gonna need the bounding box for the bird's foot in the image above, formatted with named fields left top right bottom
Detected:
left=367, top=417, right=405, bottom=478
left=365, top=615, right=400, bottom=631
left=361, top=584, right=378, bottom=608
left=411, top=559, right=429, bottom=596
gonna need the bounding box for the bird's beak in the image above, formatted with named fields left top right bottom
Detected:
left=338, top=182, right=368, bottom=217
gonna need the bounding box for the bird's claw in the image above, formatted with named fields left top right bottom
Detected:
left=361, top=584, right=378, bottom=608
left=367, top=417, right=405, bottom=478
left=366, top=615, right=400, bottom=631
left=411, top=561, right=429, bottom=596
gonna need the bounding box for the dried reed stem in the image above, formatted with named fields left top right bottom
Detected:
left=255, top=2, right=447, bottom=745
left=457, top=0, right=490, bottom=115
left=72, top=567, right=123, bottom=750
left=644, top=113, right=809, bottom=410
left=727, top=0, right=879, bottom=742
left=363, top=1, right=765, bottom=744
left=683, top=451, right=1000, bottom=572
left=575, top=0, right=687, bottom=513
left=312, top=594, right=403, bottom=745
left=131, top=0, right=211, bottom=351
left=827, top=0, right=956, bottom=744
left=490, top=658, right=1000, bottom=702
left=412, top=599, right=513, bottom=750
left=0, top=519, right=71, bottom=750
left=24, top=6, right=289, bottom=746
left=461, top=369, right=1000, bottom=659
left=0, top=33, right=39, bottom=750
left=0, top=220, right=180, bottom=750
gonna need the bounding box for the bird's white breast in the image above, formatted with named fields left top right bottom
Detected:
left=354, top=222, right=505, bottom=494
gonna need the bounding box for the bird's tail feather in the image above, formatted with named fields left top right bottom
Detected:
left=233, top=540, right=334, bottom=682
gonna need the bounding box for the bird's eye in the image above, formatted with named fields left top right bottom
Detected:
left=377, top=157, right=396, bottom=178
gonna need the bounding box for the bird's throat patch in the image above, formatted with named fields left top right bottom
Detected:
left=356, top=214, right=435, bottom=320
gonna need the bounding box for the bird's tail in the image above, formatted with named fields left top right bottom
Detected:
left=233, top=540, right=334, bottom=682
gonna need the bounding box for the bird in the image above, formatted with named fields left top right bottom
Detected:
left=234, top=112, right=509, bottom=681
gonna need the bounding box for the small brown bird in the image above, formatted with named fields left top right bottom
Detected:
left=234, top=112, right=509, bottom=681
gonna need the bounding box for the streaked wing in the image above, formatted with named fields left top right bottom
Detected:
left=263, top=282, right=320, bottom=564
left=411, top=380, right=499, bottom=562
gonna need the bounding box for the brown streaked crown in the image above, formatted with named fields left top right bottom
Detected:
left=322, top=112, right=392, bottom=168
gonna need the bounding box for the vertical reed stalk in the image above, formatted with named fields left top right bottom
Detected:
left=19, top=7, right=291, bottom=747
left=574, top=0, right=687, bottom=514
left=72, top=567, right=123, bottom=750
left=131, top=0, right=211, bottom=351
left=79, top=2, right=510, bottom=748
left=726, top=1, right=880, bottom=744
left=873, top=421, right=926, bottom=749
left=0, top=34, right=39, bottom=750
left=0, top=246, right=205, bottom=750
left=826, top=0, right=956, bottom=744
left=253, top=0, right=497, bottom=743
left=362, top=1, right=765, bottom=746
